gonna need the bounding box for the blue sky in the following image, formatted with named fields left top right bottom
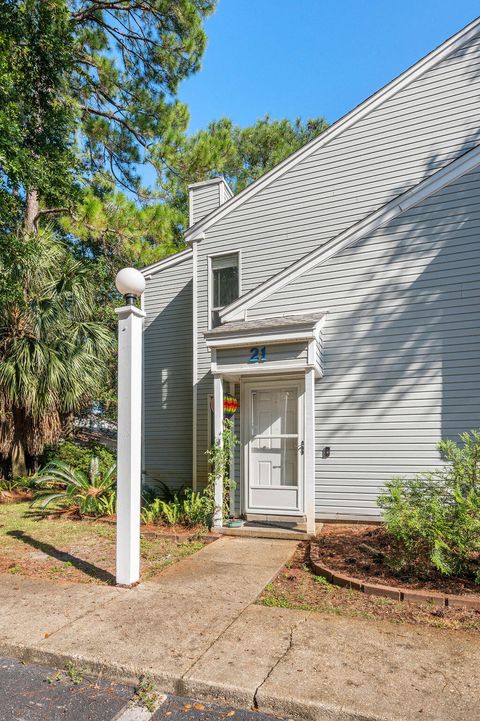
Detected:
left=179, top=1, right=478, bottom=132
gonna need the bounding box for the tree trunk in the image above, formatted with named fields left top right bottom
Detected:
left=24, top=189, right=39, bottom=234
left=63, top=411, right=75, bottom=440
left=11, top=409, right=28, bottom=478
left=11, top=439, right=27, bottom=478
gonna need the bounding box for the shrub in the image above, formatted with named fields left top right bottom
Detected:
left=182, top=489, right=212, bottom=526
left=141, top=497, right=181, bottom=525
left=142, top=480, right=184, bottom=504
left=378, top=430, right=480, bottom=580
left=0, top=476, right=36, bottom=492
left=40, top=441, right=115, bottom=479
left=32, top=457, right=116, bottom=517
left=141, top=489, right=211, bottom=528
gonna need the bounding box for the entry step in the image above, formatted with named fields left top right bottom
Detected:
left=219, top=521, right=322, bottom=541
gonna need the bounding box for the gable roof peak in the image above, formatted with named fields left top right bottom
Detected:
left=221, top=142, right=480, bottom=322
left=185, top=15, right=480, bottom=243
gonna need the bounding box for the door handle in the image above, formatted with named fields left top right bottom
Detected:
left=298, top=441, right=304, bottom=455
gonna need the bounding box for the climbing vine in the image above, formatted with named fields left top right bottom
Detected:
left=205, top=418, right=238, bottom=522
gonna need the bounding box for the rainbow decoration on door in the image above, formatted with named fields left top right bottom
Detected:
left=223, top=394, right=239, bottom=418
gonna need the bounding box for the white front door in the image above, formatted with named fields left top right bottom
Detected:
left=244, top=379, right=304, bottom=515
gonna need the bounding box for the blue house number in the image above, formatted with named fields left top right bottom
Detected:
left=249, top=346, right=267, bottom=363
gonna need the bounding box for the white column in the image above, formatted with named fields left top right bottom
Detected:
left=229, top=380, right=236, bottom=516
left=305, top=368, right=316, bottom=535
left=192, top=238, right=199, bottom=490
left=115, top=305, right=145, bottom=586
left=213, top=374, right=224, bottom=528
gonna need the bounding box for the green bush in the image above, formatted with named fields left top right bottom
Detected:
left=141, top=489, right=212, bottom=528
left=142, top=480, right=184, bottom=503
left=32, top=457, right=116, bottom=517
left=41, top=441, right=115, bottom=479
left=0, top=476, right=36, bottom=492
left=378, top=430, right=480, bottom=580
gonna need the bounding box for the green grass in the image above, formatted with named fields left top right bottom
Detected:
left=261, top=594, right=296, bottom=609
left=0, top=502, right=116, bottom=547
left=313, top=574, right=334, bottom=589
left=0, top=502, right=205, bottom=584
left=260, top=589, right=374, bottom=618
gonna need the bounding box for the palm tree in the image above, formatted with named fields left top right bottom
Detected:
left=0, top=227, right=113, bottom=477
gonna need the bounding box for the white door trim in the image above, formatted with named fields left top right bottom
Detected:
left=242, top=376, right=305, bottom=517
left=304, top=368, right=316, bottom=534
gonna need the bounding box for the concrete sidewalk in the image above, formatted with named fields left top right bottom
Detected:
left=1, top=536, right=479, bottom=721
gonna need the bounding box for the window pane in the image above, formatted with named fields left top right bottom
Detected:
left=250, top=438, right=298, bottom=487
left=213, top=265, right=238, bottom=308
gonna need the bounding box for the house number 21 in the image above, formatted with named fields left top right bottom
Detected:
left=249, top=346, right=267, bottom=363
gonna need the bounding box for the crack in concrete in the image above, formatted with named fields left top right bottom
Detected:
left=252, top=618, right=305, bottom=710
left=176, top=540, right=299, bottom=693
left=178, top=602, right=250, bottom=687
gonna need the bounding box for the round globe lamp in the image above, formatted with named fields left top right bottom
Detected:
left=115, top=267, right=146, bottom=305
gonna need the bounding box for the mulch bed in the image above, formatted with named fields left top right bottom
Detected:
left=25, top=511, right=218, bottom=542
left=141, top=522, right=219, bottom=544
left=0, top=490, right=33, bottom=503
left=258, top=543, right=480, bottom=632
left=314, top=524, right=479, bottom=596
left=95, top=515, right=218, bottom=542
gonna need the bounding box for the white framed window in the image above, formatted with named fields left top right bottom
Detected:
left=208, top=252, right=240, bottom=328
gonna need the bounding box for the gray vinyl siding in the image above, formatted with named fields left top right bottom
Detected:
left=194, top=29, right=480, bottom=488
left=216, top=342, right=307, bottom=367
left=143, top=257, right=193, bottom=493
left=247, top=165, right=480, bottom=520
left=191, top=184, right=221, bottom=225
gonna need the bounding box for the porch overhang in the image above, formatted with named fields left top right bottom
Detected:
left=204, top=314, right=325, bottom=380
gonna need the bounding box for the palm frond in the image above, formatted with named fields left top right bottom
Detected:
left=0, top=227, right=114, bottom=459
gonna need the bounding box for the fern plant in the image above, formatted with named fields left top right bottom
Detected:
left=141, top=489, right=210, bottom=527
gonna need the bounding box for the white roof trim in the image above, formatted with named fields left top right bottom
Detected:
left=188, top=176, right=233, bottom=197
left=206, top=329, right=319, bottom=350
left=141, top=247, right=192, bottom=278
left=185, top=17, right=480, bottom=243
left=205, top=315, right=325, bottom=349
left=221, top=143, right=480, bottom=322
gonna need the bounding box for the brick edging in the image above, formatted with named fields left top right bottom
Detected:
left=309, top=544, right=480, bottom=609
left=141, top=530, right=219, bottom=544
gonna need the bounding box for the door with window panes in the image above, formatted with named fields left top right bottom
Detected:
left=244, top=379, right=304, bottom=515
left=210, top=253, right=239, bottom=327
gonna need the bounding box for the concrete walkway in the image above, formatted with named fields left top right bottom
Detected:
left=1, top=536, right=479, bottom=721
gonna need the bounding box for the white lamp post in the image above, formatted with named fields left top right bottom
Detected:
left=115, top=267, right=146, bottom=586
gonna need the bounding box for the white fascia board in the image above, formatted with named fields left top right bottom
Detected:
left=185, top=17, right=480, bottom=244
left=141, top=247, right=192, bottom=278
left=206, top=330, right=316, bottom=350
left=205, top=319, right=325, bottom=349
left=221, top=143, right=480, bottom=322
